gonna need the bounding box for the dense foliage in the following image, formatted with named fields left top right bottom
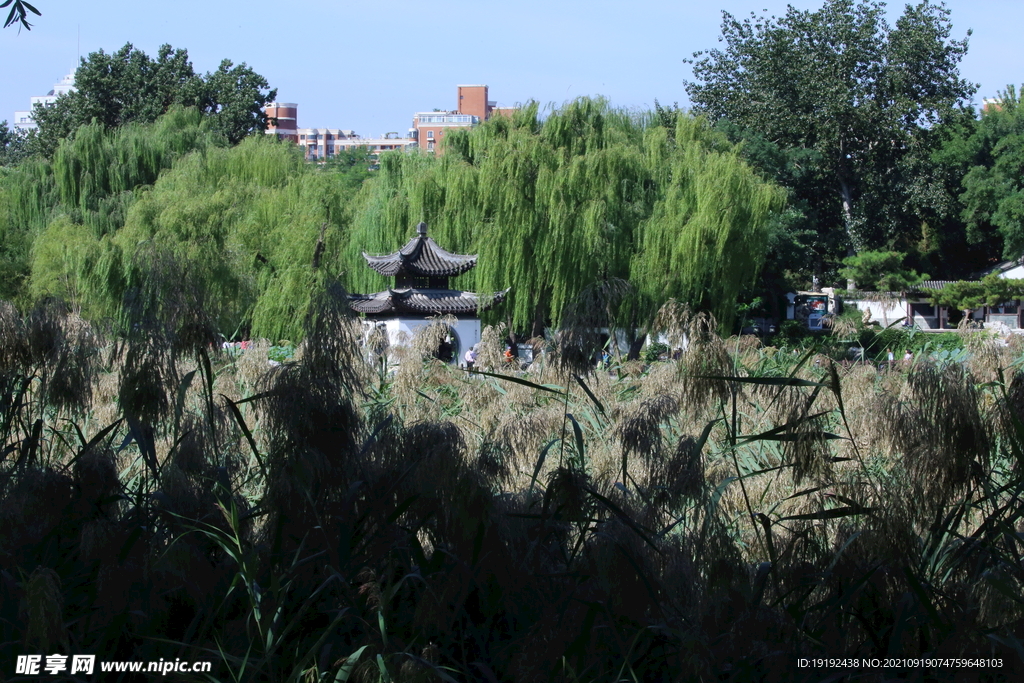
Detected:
left=840, top=249, right=927, bottom=291
left=345, top=99, right=783, bottom=333
left=957, top=87, right=1024, bottom=258
left=0, top=121, right=31, bottom=167
left=0, top=108, right=377, bottom=341
left=687, top=0, right=976, bottom=287
left=2, top=101, right=781, bottom=340
left=31, top=43, right=277, bottom=157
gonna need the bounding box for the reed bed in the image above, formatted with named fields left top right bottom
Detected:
left=1, top=291, right=1022, bottom=682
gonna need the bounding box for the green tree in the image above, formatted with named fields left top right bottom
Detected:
left=840, top=250, right=926, bottom=291
left=31, top=43, right=276, bottom=156
left=1, top=109, right=222, bottom=307
left=686, top=0, right=975, bottom=257
left=344, top=99, right=783, bottom=333
left=317, top=145, right=376, bottom=194
left=0, top=121, right=32, bottom=166
left=12, top=102, right=777, bottom=341
left=957, top=87, right=1024, bottom=259
left=20, top=116, right=362, bottom=340
left=190, top=58, right=280, bottom=144
left=930, top=274, right=1024, bottom=314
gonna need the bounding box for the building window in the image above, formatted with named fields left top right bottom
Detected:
left=426, top=130, right=434, bottom=139
left=300, top=135, right=305, bottom=140
left=427, top=141, right=435, bottom=151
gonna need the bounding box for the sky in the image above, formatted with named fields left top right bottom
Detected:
left=2, top=0, right=1023, bottom=138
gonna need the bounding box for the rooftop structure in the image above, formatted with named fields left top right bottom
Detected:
left=350, top=222, right=507, bottom=316
left=264, top=84, right=516, bottom=159
left=362, top=227, right=477, bottom=280
left=13, top=70, right=76, bottom=131
left=412, top=84, right=515, bottom=154
left=297, top=128, right=416, bottom=161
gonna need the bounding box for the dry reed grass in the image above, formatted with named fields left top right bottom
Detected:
left=2, top=291, right=1024, bottom=682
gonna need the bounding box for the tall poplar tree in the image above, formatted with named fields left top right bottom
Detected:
left=686, top=0, right=975, bottom=257
left=957, top=87, right=1024, bottom=259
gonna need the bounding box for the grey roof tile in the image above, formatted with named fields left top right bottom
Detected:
left=350, top=288, right=508, bottom=316
left=362, top=225, right=477, bottom=277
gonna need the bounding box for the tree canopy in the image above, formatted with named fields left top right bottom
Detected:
left=4, top=101, right=783, bottom=340
left=840, top=250, right=927, bottom=292
left=0, top=121, right=31, bottom=167
left=930, top=274, right=1024, bottom=312
left=956, top=87, right=1024, bottom=259
left=2, top=109, right=367, bottom=340
left=687, top=0, right=975, bottom=258
left=344, top=99, right=784, bottom=333
left=31, top=43, right=276, bottom=156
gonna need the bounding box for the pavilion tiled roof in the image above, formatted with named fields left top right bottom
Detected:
left=913, top=280, right=959, bottom=291
left=362, top=222, right=477, bottom=277
left=349, top=288, right=509, bottom=316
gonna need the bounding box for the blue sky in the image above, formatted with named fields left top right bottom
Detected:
left=3, top=0, right=1022, bottom=138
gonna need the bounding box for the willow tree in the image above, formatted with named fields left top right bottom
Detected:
left=0, top=179, right=30, bottom=301
left=6, top=107, right=221, bottom=237
left=93, top=135, right=358, bottom=339
left=66, top=134, right=357, bottom=339
left=18, top=107, right=369, bottom=339
left=343, top=98, right=783, bottom=332
left=1, top=108, right=221, bottom=306
left=631, top=118, right=785, bottom=325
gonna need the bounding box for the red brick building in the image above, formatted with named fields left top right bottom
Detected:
left=413, top=85, right=509, bottom=154
left=265, top=102, right=298, bottom=142
left=266, top=85, right=514, bottom=158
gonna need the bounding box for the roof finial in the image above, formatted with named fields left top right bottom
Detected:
left=417, top=222, right=428, bottom=236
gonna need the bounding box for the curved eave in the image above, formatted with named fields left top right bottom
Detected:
left=350, top=288, right=509, bottom=316
left=362, top=235, right=477, bottom=277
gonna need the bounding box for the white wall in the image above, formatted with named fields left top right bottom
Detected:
left=844, top=298, right=907, bottom=327
left=1000, top=264, right=1024, bottom=279
left=364, top=317, right=482, bottom=364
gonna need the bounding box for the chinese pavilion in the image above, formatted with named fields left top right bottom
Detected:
left=350, top=222, right=508, bottom=360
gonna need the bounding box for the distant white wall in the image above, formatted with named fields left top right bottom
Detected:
left=364, top=317, right=482, bottom=364
left=1000, top=264, right=1024, bottom=279
left=844, top=298, right=907, bottom=328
